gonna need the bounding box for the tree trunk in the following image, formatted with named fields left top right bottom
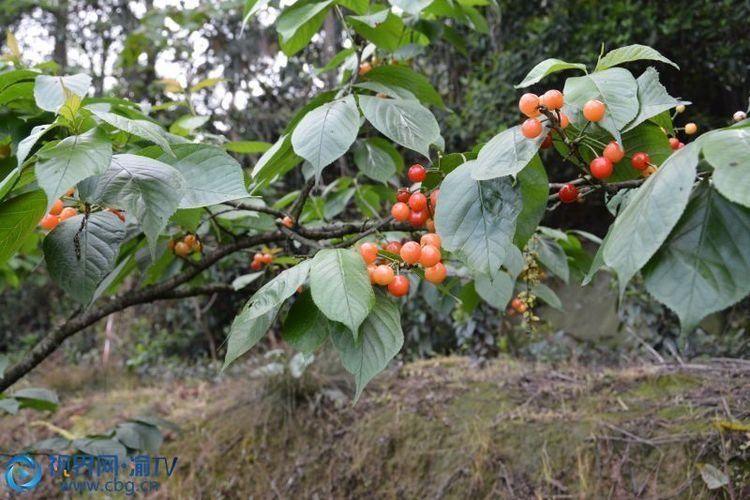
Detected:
left=52, top=0, right=69, bottom=72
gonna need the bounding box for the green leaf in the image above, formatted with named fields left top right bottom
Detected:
left=331, top=293, right=403, bottom=401
left=702, top=128, right=750, bottom=207
left=603, top=143, right=699, bottom=293
left=87, top=106, right=174, bottom=156
left=310, top=248, right=375, bottom=336
left=563, top=68, right=639, bottom=144
left=234, top=260, right=312, bottom=325
left=283, top=289, right=343, bottom=353
left=34, top=74, right=91, bottom=112
left=250, top=134, right=302, bottom=190
left=0, top=190, right=47, bottom=267
left=595, top=44, right=679, bottom=72
left=43, top=212, right=125, bottom=304
left=471, top=125, right=546, bottom=180
left=315, top=47, right=356, bottom=75
left=73, top=438, right=127, bottom=461
left=276, top=0, right=333, bottom=56
left=115, top=422, right=163, bottom=454
left=143, top=144, right=248, bottom=209
left=348, top=12, right=407, bottom=52
left=169, top=114, right=210, bottom=136
left=353, top=138, right=398, bottom=183
left=362, top=65, right=444, bottom=108
left=531, top=283, right=563, bottom=311
left=644, top=183, right=750, bottom=332
left=389, top=0, right=433, bottom=15
left=78, top=154, right=185, bottom=254
left=225, top=141, right=272, bottom=154
left=35, top=129, right=112, bottom=212
left=698, top=464, right=729, bottom=490
left=0, top=398, right=19, bottom=414
left=514, top=156, right=548, bottom=248
left=532, top=237, right=569, bottom=283
left=17, top=123, right=58, bottom=167
left=13, top=387, right=59, bottom=412
left=223, top=307, right=279, bottom=369
left=607, top=122, right=672, bottom=182
left=624, top=67, right=681, bottom=132
left=474, top=270, right=514, bottom=309
left=515, top=58, right=587, bottom=88
left=291, top=95, right=360, bottom=176
left=434, top=161, right=522, bottom=276
left=0, top=167, right=20, bottom=201
left=358, top=95, right=441, bottom=158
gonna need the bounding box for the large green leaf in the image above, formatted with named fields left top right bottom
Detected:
left=222, top=263, right=313, bottom=367
left=16, top=123, right=58, bottom=167
left=225, top=141, right=272, bottom=154
left=644, top=183, right=750, bottom=332
left=434, top=161, right=522, bottom=276
left=532, top=283, right=563, bottom=311
left=471, top=125, right=546, bottom=180
left=603, top=143, right=699, bottom=292
left=250, top=134, right=302, bottom=191
left=362, top=65, right=444, bottom=108
left=595, top=44, right=679, bottom=72
left=144, top=144, right=248, bottom=208
left=34, top=74, right=91, bottom=112
left=35, top=129, right=112, bottom=212
left=283, top=289, right=343, bottom=353
left=115, top=422, right=163, bottom=454
left=348, top=11, right=406, bottom=52
left=331, top=294, right=403, bottom=401
left=291, top=95, right=360, bottom=175
left=474, top=270, right=514, bottom=309
left=514, top=156, right=548, bottom=248
left=563, top=68, right=639, bottom=144
left=702, top=128, right=750, bottom=207
left=358, top=95, right=441, bottom=158
left=624, top=67, right=681, bottom=132
left=0, top=190, right=46, bottom=266
left=88, top=106, right=173, bottom=155
left=515, top=58, right=587, bottom=88
left=310, top=248, right=375, bottom=336
left=276, top=0, right=333, bottom=56
left=43, top=212, right=125, bottom=303
left=223, top=307, right=279, bottom=369
left=78, top=154, right=185, bottom=253
left=353, top=138, right=399, bottom=183
left=531, top=236, right=569, bottom=284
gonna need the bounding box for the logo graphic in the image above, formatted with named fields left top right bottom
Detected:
left=5, top=455, right=43, bottom=492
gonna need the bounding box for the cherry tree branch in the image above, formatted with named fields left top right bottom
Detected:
left=0, top=219, right=412, bottom=392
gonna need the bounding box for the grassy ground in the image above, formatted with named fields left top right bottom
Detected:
left=2, top=356, right=749, bottom=498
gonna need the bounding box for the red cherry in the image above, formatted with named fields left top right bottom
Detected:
left=677, top=142, right=685, bottom=149
left=582, top=99, right=606, bottom=122
left=631, top=152, right=650, bottom=171
left=590, top=157, right=613, bottom=179
left=49, top=199, right=64, bottom=216
left=388, top=275, right=410, bottom=297
left=424, top=262, right=447, bottom=284
left=408, top=192, right=427, bottom=212
left=281, top=215, right=294, bottom=228
left=558, top=184, right=578, bottom=203
left=39, top=214, right=59, bottom=230
left=407, top=164, right=427, bottom=183
left=429, top=189, right=439, bottom=214
left=372, top=265, right=395, bottom=286
left=541, top=89, right=564, bottom=110
left=359, top=242, right=379, bottom=264
left=58, top=207, right=78, bottom=221
left=521, top=118, right=543, bottom=139
left=518, top=93, right=540, bottom=117
left=559, top=113, right=570, bottom=129
left=419, top=244, right=441, bottom=267
left=603, top=141, right=625, bottom=164
left=409, top=209, right=428, bottom=228
left=391, top=202, right=410, bottom=222
left=540, top=134, right=553, bottom=149
left=250, top=260, right=263, bottom=271
left=396, top=188, right=410, bottom=204
left=420, top=233, right=441, bottom=248
left=384, top=241, right=402, bottom=254
left=668, top=137, right=680, bottom=150
left=400, top=241, right=422, bottom=265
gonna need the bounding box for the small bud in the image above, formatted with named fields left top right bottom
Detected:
left=733, top=110, right=747, bottom=122
left=675, top=104, right=686, bottom=113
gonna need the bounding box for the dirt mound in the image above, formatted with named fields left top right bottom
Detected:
left=2, top=357, right=749, bottom=498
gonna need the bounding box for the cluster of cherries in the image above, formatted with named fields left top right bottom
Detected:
left=168, top=233, right=202, bottom=257
left=390, top=163, right=438, bottom=230
left=249, top=251, right=274, bottom=271
left=359, top=232, right=447, bottom=297
left=39, top=197, right=79, bottom=230
left=518, top=90, right=699, bottom=204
